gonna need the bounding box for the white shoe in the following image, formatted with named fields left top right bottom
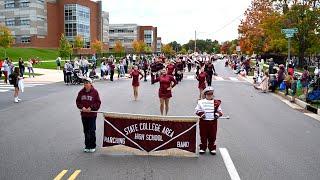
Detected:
left=14, top=98, right=18, bottom=103
left=210, top=150, right=217, bottom=155
left=89, top=148, right=96, bottom=153
left=83, top=148, right=90, bottom=153
left=199, top=149, right=205, bottom=154
left=17, top=98, right=21, bottom=101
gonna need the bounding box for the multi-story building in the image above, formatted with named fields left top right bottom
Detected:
left=0, top=0, right=109, bottom=49
left=108, top=24, right=138, bottom=52
left=138, top=26, right=157, bottom=53
left=108, top=24, right=158, bottom=53
left=156, top=37, right=162, bottom=53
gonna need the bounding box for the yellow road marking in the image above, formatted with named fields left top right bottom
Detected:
left=53, top=170, right=68, bottom=180
left=67, top=170, right=81, bottom=180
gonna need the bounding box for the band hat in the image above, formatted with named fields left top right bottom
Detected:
left=202, top=86, right=214, bottom=94
left=83, top=77, right=93, bottom=84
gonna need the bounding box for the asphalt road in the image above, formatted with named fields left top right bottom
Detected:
left=0, top=60, right=320, bottom=180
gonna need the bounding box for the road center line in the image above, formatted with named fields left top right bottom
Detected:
left=68, top=170, right=81, bottom=180
left=53, top=170, right=68, bottom=180
left=219, top=148, right=241, bottom=180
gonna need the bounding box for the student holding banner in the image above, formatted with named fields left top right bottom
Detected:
left=195, top=86, right=223, bottom=155
left=130, top=65, right=144, bottom=101
left=153, top=69, right=177, bottom=116
left=76, top=77, right=101, bottom=153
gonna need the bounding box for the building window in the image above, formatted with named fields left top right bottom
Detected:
left=64, top=4, right=90, bottom=47
left=21, top=36, right=31, bottom=43
left=20, top=18, right=30, bottom=26
left=5, top=19, right=15, bottom=26
left=19, top=0, right=30, bottom=8
left=109, top=30, right=114, bottom=34
left=5, top=0, right=15, bottom=8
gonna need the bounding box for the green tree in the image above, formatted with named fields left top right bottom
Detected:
left=144, top=46, right=153, bottom=54
left=0, top=25, right=14, bottom=58
left=73, top=35, right=84, bottom=49
left=168, top=41, right=182, bottom=52
left=58, top=34, right=72, bottom=60
left=284, top=3, right=320, bottom=65
left=162, top=44, right=175, bottom=56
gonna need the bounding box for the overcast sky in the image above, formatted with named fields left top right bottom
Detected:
left=102, top=0, right=252, bottom=44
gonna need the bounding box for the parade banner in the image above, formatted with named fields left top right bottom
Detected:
left=102, top=112, right=199, bottom=157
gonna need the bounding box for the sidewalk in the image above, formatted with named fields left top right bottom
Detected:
left=23, top=68, right=63, bottom=83
left=239, top=73, right=318, bottom=116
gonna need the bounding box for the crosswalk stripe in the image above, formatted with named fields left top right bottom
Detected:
left=229, top=77, right=239, bottom=81
left=187, top=75, right=194, bottom=79
left=0, top=90, right=9, bottom=92
left=214, top=76, right=224, bottom=81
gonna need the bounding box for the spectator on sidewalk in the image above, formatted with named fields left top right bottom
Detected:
left=27, top=59, right=35, bottom=78
left=64, top=61, right=73, bottom=85
left=18, top=58, right=25, bottom=77
left=277, top=64, right=286, bottom=88
left=56, top=57, right=61, bottom=70
left=284, top=71, right=293, bottom=96
left=269, top=58, right=275, bottom=74
left=254, top=71, right=269, bottom=93
left=76, top=77, right=101, bottom=153
left=0, top=59, right=3, bottom=80
left=301, top=66, right=310, bottom=98
left=290, top=76, right=298, bottom=103
left=91, top=54, right=97, bottom=68
left=2, top=60, right=10, bottom=84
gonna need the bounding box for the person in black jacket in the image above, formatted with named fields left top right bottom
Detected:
left=18, top=58, right=25, bottom=77
left=11, top=67, right=21, bottom=103
left=204, top=60, right=216, bottom=86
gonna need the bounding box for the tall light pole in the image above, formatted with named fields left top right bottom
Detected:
left=194, top=30, right=197, bottom=53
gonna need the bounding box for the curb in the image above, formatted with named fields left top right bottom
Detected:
left=240, top=72, right=320, bottom=115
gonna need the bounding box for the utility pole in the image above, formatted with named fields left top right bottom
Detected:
left=194, top=30, right=197, bottom=53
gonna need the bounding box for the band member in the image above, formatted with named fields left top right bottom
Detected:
left=196, top=67, right=207, bottom=100
left=152, top=69, right=177, bottom=116
left=76, top=77, right=101, bottom=153
left=204, top=60, right=216, bottom=86
left=187, top=57, right=192, bottom=72
left=175, top=58, right=184, bottom=83
left=166, top=60, right=175, bottom=76
left=150, top=60, right=157, bottom=84
left=142, top=59, right=149, bottom=82
left=195, top=86, right=222, bottom=155
left=130, top=65, right=144, bottom=101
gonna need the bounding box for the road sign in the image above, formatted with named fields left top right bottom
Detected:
left=281, top=28, right=298, bottom=34
left=285, top=33, right=294, bottom=38
left=236, top=46, right=241, bottom=52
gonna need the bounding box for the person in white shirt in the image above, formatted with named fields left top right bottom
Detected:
left=195, top=86, right=223, bottom=155
left=27, top=59, right=35, bottom=78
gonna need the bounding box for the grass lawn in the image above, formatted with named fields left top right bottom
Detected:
left=33, top=61, right=59, bottom=69
left=0, top=47, right=59, bottom=61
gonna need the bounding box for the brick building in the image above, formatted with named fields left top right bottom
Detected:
left=109, top=24, right=158, bottom=53
left=0, top=0, right=109, bottom=49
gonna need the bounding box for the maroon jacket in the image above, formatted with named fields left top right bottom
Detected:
left=76, top=87, right=101, bottom=117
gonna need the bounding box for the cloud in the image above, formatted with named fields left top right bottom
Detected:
left=103, top=0, right=251, bottom=44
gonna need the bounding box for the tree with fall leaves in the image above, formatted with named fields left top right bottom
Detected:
left=114, top=40, right=125, bottom=53
left=238, top=0, right=273, bottom=55
left=161, top=44, right=175, bottom=57
left=0, top=25, right=14, bottom=58
left=91, top=39, right=103, bottom=54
